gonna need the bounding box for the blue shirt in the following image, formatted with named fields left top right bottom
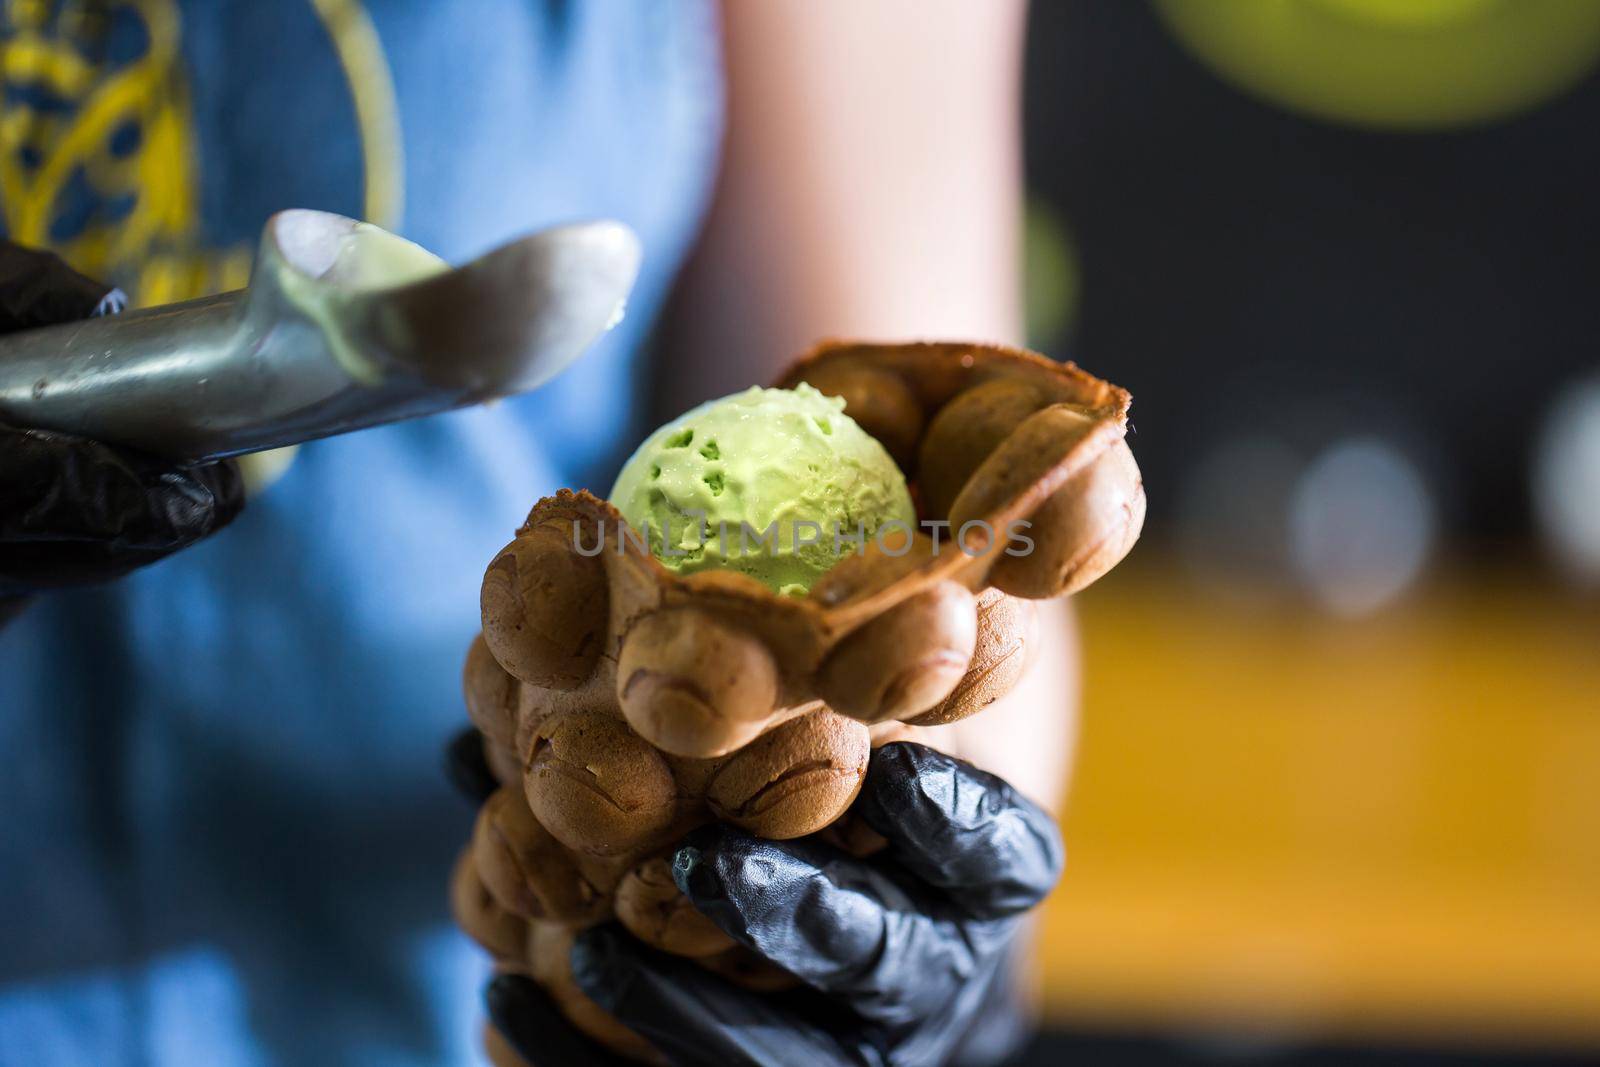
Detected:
left=0, top=3, right=722, bottom=1064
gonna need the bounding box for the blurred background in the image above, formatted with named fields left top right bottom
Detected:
left=1014, top=2, right=1600, bottom=1064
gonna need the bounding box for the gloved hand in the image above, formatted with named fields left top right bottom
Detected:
left=481, top=741, right=1064, bottom=1067
left=0, top=242, right=244, bottom=607
left=444, top=725, right=501, bottom=807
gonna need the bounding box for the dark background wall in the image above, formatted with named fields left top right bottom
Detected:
left=1023, top=0, right=1600, bottom=552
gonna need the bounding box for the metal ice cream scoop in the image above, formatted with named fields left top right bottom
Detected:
left=0, top=209, right=641, bottom=460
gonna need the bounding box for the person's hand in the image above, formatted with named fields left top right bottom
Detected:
left=444, top=725, right=500, bottom=808
left=484, top=741, right=1063, bottom=1067
left=0, top=242, right=244, bottom=612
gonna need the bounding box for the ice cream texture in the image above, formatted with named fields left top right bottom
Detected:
left=276, top=222, right=450, bottom=385
left=609, top=384, right=916, bottom=595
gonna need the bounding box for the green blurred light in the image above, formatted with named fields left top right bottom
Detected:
left=1023, top=196, right=1079, bottom=353
left=1313, top=0, right=1497, bottom=32
left=1153, top=0, right=1600, bottom=129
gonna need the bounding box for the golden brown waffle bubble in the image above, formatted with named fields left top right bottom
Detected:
left=463, top=633, right=521, bottom=750
left=948, top=403, right=1145, bottom=599
left=614, top=857, right=739, bottom=959
left=918, top=377, right=1050, bottom=521
left=703, top=708, right=870, bottom=839
left=908, top=588, right=1038, bottom=727
left=525, top=709, right=679, bottom=857
left=482, top=519, right=608, bottom=690
left=617, top=608, right=779, bottom=758
left=473, top=787, right=610, bottom=925
left=450, top=849, right=528, bottom=965
left=817, top=580, right=978, bottom=723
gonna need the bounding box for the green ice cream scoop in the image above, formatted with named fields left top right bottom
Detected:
left=609, top=384, right=917, bottom=596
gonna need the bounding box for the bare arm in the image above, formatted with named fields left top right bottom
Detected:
left=663, top=0, right=1073, bottom=810
left=665, top=0, right=1027, bottom=398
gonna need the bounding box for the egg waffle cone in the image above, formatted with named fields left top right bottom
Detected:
left=455, top=340, right=1143, bottom=1061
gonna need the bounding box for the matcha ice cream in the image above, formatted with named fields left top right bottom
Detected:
left=610, top=384, right=916, bottom=595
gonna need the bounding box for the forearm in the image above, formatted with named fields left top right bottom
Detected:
left=662, top=0, right=1071, bottom=806
left=662, top=0, right=1028, bottom=407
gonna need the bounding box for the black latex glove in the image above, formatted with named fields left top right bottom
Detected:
left=444, top=725, right=500, bottom=807
left=0, top=242, right=244, bottom=605
left=485, top=741, right=1064, bottom=1067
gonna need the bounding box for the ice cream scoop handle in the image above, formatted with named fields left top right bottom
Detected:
left=0, top=292, right=245, bottom=452
left=0, top=290, right=442, bottom=460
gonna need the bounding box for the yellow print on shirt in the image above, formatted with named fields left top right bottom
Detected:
left=0, top=0, right=401, bottom=307
left=0, top=0, right=245, bottom=303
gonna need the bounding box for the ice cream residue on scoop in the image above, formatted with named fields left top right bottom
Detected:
left=275, top=222, right=450, bottom=386
left=324, top=222, right=450, bottom=291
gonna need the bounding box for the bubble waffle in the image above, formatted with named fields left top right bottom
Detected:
left=455, top=341, right=1143, bottom=1060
